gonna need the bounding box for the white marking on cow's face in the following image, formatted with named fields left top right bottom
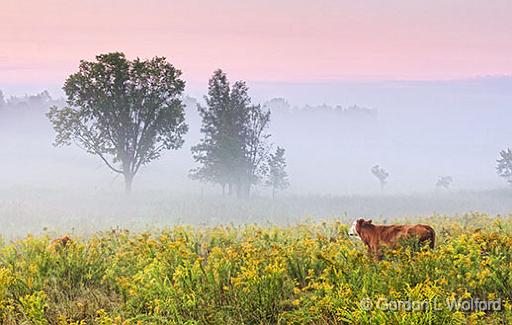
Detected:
left=348, top=219, right=361, bottom=240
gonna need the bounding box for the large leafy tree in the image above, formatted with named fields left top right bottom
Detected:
left=47, top=52, right=188, bottom=193
left=191, top=69, right=271, bottom=197
left=497, top=148, right=512, bottom=185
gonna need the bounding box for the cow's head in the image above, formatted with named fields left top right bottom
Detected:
left=349, top=218, right=372, bottom=240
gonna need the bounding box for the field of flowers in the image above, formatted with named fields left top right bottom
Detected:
left=0, top=213, right=511, bottom=324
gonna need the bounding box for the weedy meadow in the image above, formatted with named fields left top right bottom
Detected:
left=0, top=212, right=511, bottom=324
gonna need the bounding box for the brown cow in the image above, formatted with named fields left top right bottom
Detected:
left=349, top=219, right=435, bottom=259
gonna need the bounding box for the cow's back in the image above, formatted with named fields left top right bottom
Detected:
left=378, top=225, right=408, bottom=243
left=376, top=224, right=435, bottom=248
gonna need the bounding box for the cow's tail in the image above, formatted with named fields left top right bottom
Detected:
left=427, top=226, right=435, bottom=249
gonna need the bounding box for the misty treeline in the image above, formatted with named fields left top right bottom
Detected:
left=40, top=52, right=289, bottom=196
left=1, top=53, right=511, bottom=195
left=264, top=97, right=377, bottom=117
left=0, top=90, right=62, bottom=109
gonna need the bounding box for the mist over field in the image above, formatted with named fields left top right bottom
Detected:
left=3, top=2, right=512, bottom=323
left=1, top=77, right=511, bottom=237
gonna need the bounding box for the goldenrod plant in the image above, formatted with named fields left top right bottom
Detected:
left=0, top=213, right=510, bottom=324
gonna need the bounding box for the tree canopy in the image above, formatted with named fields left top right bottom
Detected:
left=47, top=52, right=188, bottom=192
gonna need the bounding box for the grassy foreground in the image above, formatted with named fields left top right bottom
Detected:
left=0, top=213, right=511, bottom=324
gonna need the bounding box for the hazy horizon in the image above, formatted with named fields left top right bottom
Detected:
left=1, top=1, right=511, bottom=236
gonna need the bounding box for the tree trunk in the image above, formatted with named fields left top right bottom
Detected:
left=124, top=173, right=134, bottom=194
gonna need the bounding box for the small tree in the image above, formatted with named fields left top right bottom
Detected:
left=497, top=148, right=512, bottom=185
left=243, top=101, right=271, bottom=195
left=266, top=147, right=289, bottom=198
left=47, top=52, right=188, bottom=193
left=436, top=176, right=453, bottom=189
left=371, top=165, right=389, bottom=190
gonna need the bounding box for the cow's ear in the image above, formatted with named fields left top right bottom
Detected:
left=357, top=218, right=364, bottom=225
left=366, top=219, right=373, bottom=224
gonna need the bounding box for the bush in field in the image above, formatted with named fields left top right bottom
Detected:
left=0, top=213, right=511, bottom=324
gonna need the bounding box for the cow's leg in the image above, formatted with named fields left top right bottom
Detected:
left=375, top=246, right=384, bottom=260
left=419, top=234, right=435, bottom=249
left=368, top=243, right=383, bottom=260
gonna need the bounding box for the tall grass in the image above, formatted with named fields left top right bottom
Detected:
left=0, top=213, right=510, bottom=324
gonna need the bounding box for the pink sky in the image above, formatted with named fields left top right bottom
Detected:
left=1, top=0, right=512, bottom=86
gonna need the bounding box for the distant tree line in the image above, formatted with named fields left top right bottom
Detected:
left=0, top=90, right=62, bottom=109
left=264, top=97, right=377, bottom=117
